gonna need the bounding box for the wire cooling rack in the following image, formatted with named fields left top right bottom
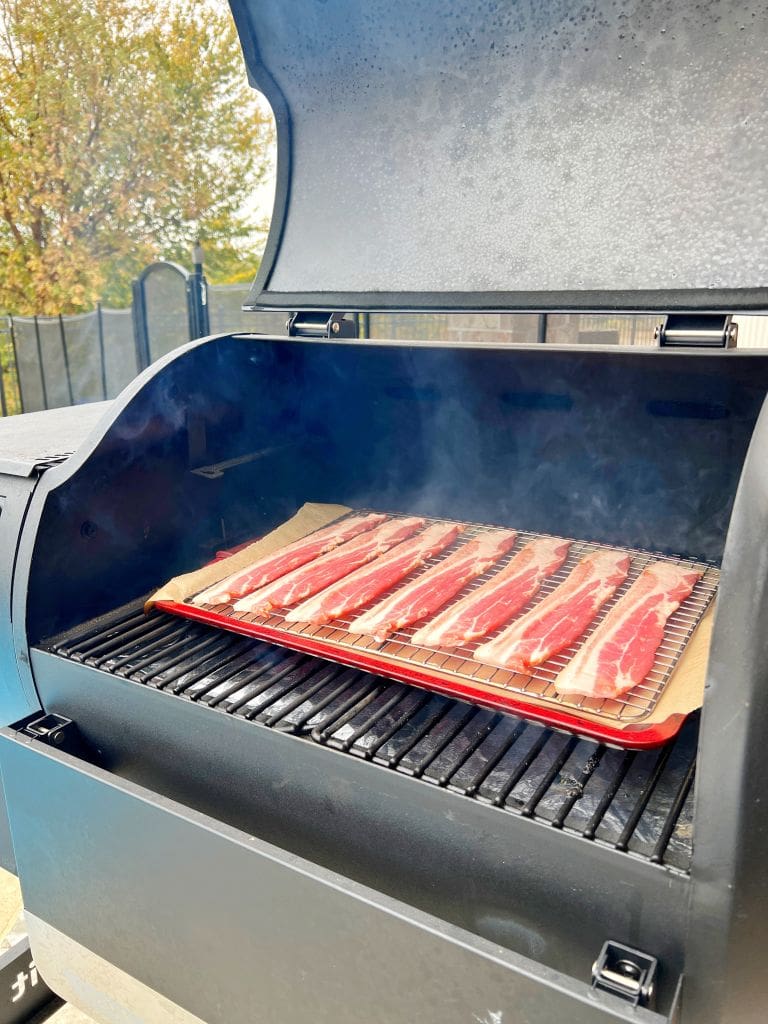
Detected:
left=187, top=511, right=718, bottom=726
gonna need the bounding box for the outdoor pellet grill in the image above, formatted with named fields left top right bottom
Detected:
left=0, top=2, right=767, bottom=1023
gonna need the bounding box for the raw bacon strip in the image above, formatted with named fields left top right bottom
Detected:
left=555, top=562, right=702, bottom=699
left=233, top=517, right=425, bottom=615
left=474, top=549, right=631, bottom=673
left=412, top=536, right=571, bottom=648
left=193, top=512, right=387, bottom=605
left=285, top=521, right=465, bottom=625
left=349, top=530, right=518, bottom=642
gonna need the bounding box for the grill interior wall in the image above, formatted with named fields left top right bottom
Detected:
left=25, top=337, right=768, bottom=645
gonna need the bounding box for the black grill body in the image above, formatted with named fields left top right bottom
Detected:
left=0, top=337, right=767, bottom=1023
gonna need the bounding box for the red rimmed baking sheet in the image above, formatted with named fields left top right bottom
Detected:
left=156, top=512, right=718, bottom=749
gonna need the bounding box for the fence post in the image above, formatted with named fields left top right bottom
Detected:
left=537, top=313, right=548, bottom=344
left=188, top=241, right=210, bottom=339
left=33, top=316, right=49, bottom=410
left=97, top=303, right=107, bottom=399
left=131, top=277, right=151, bottom=371
left=58, top=313, right=74, bottom=405
left=8, top=316, right=21, bottom=414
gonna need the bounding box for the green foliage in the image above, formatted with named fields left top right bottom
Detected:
left=0, top=321, right=21, bottom=414
left=0, top=0, right=273, bottom=314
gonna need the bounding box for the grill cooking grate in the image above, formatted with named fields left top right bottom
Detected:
left=193, top=513, right=719, bottom=727
left=46, top=600, right=697, bottom=872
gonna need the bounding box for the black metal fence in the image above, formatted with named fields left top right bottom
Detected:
left=0, top=261, right=284, bottom=416
left=4, top=306, right=137, bottom=414
left=2, top=268, right=766, bottom=418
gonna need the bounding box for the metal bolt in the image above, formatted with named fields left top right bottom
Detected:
left=615, top=960, right=642, bottom=980
left=331, top=321, right=341, bottom=334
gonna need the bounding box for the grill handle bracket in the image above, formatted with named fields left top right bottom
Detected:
left=18, top=714, right=96, bottom=763
left=591, top=940, right=658, bottom=1008
left=655, top=313, right=737, bottom=348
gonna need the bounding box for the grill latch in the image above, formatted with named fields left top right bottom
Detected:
left=655, top=313, right=737, bottom=348
left=591, top=941, right=658, bottom=1008
left=20, top=714, right=95, bottom=762
left=287, top=311, right=357, bottom=338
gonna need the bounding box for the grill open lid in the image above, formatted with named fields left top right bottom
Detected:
left=230, top=0, right=768, bottom=313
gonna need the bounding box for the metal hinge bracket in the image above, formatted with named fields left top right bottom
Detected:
left=20, top=713, right=95, bottom=761
left=592, top=940, right=658, bottom=1008
left=286, top=311, right=357, bottom=339
left=655, top=313, right=737, bottom=348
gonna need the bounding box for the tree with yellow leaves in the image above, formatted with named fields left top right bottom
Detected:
left=0, top=0, right=273, bottom=314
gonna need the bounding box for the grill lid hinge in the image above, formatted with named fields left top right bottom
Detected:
left=655, top=313, right=737, bottom=348
left=591, top=941, right=658, bottom=1008
left=286, top=311, right=357, bottom=339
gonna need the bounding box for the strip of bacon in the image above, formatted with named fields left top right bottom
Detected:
left=554, top=562, right=702, bottom=699
left=233, top=517, right=425, bottom=615
left=192, top=512, right=387, bottom=605
left=411, top=536, right=571, bottom=648
left=474, top=548, right=631, bottom=673
left=348, top=530, right=518, bottom=642
left=285, top=521, right=465, bottom=625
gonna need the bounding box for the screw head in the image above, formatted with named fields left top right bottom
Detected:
left=616, top=959, right=642, bottom=980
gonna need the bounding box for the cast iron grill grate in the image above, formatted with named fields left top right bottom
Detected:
left=44, top=599, right=697, bottom=872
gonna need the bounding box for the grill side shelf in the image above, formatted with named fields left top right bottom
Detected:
left=45, top=604, right=698, bottom=873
